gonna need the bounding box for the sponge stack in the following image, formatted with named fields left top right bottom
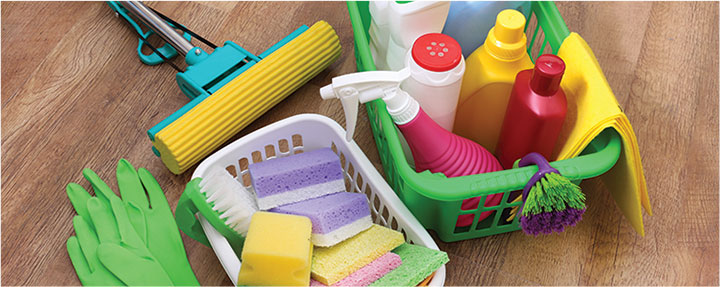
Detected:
left=311, top=224, right=405, bottom=285
left=249, top=148, right=345, bottom=210
left=310, top=252, right=402, bottom=286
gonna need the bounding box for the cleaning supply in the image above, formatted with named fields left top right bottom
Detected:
left=270, top=192, right=372, bottom=247
left=320, top=69, right=503, bottom=227
left=175, top=165, right=258, bottom=255
left=512, top=153, right=586, bottom=235
left=371, top=243, right=449, bottom=286
left=453, top=9, right=534, bottom=153
left=237, top=212, right=313, bottom=286
left=188, top=114, right=448, bottom=285
left=68, top=200, right=174, bottom=286
left=309, top=252, right=402, bottom=287
left=496, top=54, right=567, bottom=169
left=66, top=160, right=194, bottom=286
left=442, top=1, right=532, bottom=58
left=67, top=217, right=124, bottom=286
left=554, top=33, right=651, bottom=235
left=369, top=1, right=450, bottom=71
left=311, top=224, right=404, bottom=285
left=401, top=33, right=465, bottom=131
left=368, top=1, right=391, bottom=70
left=110, top=1, right=341, bottom=174
left=248, top=147, right=345, bottom=210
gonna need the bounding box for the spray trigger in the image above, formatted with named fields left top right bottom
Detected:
left=338, top=88, right=359, bottom=141
left=319, top=69, right=412, bottom=142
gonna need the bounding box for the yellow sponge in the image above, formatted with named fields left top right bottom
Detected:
left=311, top=224, right=404, bottom=285
left=237, top=212, right=313, bottom=286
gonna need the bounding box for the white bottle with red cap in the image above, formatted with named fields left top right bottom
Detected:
left=386, top=1, right=450, bottom=71
left=401, top=33, right=465, bottom=131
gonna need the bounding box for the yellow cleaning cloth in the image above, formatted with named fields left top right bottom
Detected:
left=553, top=33, right=652, bottom=236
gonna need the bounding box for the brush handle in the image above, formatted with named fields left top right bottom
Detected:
left=120, top=1, right=195, bottom=55
left=519, top=152, right=559, bottom=202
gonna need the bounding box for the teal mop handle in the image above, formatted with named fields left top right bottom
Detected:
left=119, top=1, right=196, bottom=55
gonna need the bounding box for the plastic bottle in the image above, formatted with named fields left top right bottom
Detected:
left=452, top=9, right=534, bottom=154
left=442, top=1, right=532, bottom=58
left=320, top=69, right=503, bottom=227
left=401, top=33, right=465, bottom=131
left=368, top=1, right=391, bottom=70
left=496, top=54, right=567, bottom=169
left=369, top=1, right=450, bottom=71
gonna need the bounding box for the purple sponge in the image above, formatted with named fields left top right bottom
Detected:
left=271, top=192, right=372, bottom=247
left=249, top=148, right=345, bottom=210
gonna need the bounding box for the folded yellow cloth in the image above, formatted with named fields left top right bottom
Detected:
left=553, top=33, right=652, bottom=236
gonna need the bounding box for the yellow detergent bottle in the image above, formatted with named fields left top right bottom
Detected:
left=453, top=9, right=534, bottom=153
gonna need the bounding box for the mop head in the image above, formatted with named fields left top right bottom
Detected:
left=153, top=21, right=342, bottom=174
left=520, top=172, right=586, bottom=235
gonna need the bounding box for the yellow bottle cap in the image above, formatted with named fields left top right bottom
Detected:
left=485, top=9, right=528, bottom=60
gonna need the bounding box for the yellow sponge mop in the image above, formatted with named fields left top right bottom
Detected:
left=237, top=212, right=313, bottom=286
left=311, top=224, right=404, bottom=285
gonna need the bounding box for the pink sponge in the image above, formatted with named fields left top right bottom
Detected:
left=310, top=253, right=402, bottom=287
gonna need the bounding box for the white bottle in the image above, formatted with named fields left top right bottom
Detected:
left=368, top=1, right=391, bottom=70
left=369, top=1, right=450, bottom=71
left=401, top=33, right=465, bottom=131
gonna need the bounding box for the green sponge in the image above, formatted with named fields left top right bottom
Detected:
left=370, top=243, right=449, bottom=286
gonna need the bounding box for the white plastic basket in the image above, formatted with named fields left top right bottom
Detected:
left=192, top=114, right=446, bottom=286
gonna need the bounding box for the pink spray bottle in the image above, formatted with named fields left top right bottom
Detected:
left=320, top=69, right=503, bottom=227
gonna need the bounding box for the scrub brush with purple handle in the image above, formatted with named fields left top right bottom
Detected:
left=513, top=152, right=586, bottom=235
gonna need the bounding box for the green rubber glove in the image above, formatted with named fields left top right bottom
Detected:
left=93, top=195, right=174, bottom=286
left=67, top=160, right=199, bottom=286
left=114, top=159, right=199, bottom=286
left=66, top=191, right=173, bottom=286
left=66, top=215, right=124, bottom=286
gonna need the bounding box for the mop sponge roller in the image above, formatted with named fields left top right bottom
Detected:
left=153, top=21, right=342, bottom=174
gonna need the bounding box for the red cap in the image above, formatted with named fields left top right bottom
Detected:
left=411, top=33, right=462, bottom=72
left=530, top=54, right=566, bottom=96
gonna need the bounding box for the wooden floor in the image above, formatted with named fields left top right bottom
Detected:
left=2, top=1, right=718, bottom=286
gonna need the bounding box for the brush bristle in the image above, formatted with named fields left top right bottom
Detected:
left=520, top=172, right=586, bottom=235
left=522, top=173, right=585, bottom=216
left=199, top=166, right=258, bottom=236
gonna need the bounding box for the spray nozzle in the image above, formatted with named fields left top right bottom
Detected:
left=320, top=69, right=416, bottom=141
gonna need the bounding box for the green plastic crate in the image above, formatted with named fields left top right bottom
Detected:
left=347, top=1, right=623, bottom=242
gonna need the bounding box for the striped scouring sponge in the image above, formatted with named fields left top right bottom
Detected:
left=271, top=192, right=372, bottom=247
left=370, top=243, right=449, bottom=286
left=310, top=252, right=401, bottom=286
left=311, top=224, right=404, bottom=285
left=248, top=148, right=345, bottom=210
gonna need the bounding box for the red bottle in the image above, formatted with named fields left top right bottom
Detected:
left=496, top=54, right=567, bottom=169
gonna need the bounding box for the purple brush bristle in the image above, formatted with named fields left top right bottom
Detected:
left=520, top=208, right=586, bottom=236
